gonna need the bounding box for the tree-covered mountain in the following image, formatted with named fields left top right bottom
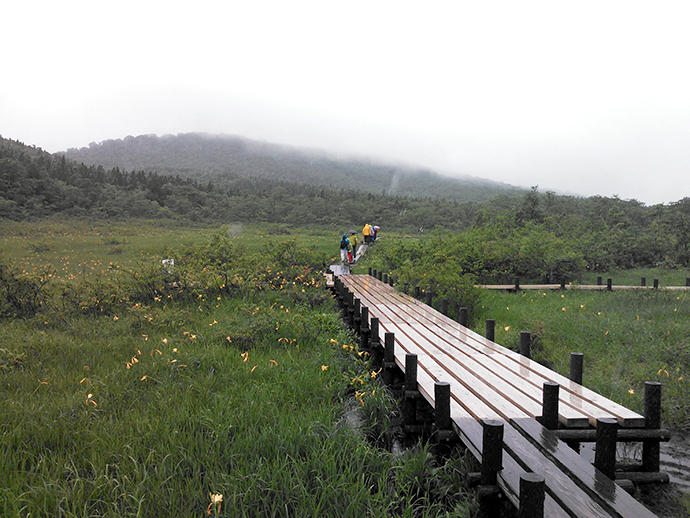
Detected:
left=61, top=133, right=524, bottom=203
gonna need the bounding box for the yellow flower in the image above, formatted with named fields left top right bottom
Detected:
left=241, top=351, right=249, bottom=362
left=504, top=326, right=510, bottom=332
left=208, top=493, right=223, bottom=515
left=321, top=365, right=328, bottom=371
left=628, top=389, right=634, bottom=395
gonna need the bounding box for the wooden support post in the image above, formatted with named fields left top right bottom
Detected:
left=403, top=354, right=419, bottom=427
left=607, top=278, right=613, bottom=291
left=347, top=292, right=355, bottom=328
left=485, top=319, right=495, bottom=342
left=478, top=419, right=504, bottom=517
left=405, top=354, right=418, bottom=392
left=514, top=277, right=520, bottom=291
left=641, top=277, right=646, bottom=287
left=518, top=473, right=545, bottom=518
left=569, top=352, right=584, bottom=385
left=653, top=278, right=659, bottom=289
left=370, top=318, right=382, bottom=368
left=519, top=332, right=531, bottom=359
left=643, top=381, right=662, bottom=472
left=403, top=282, right=410, bottom=295
left=686, top=277, right=690, bottom=287
left=359, top=306, right=370, bottom=354
left=560, top=278, right=566, bottom=290
left=388, top=275, right=394, bottom=287
left=377, top=271, right=383, bottom=281
left=353, top=298, right=361, bottom=333
left=440, top=298, right=449, bottom=316
left=368, top=267, right=372, bottom=276
left=481, top=420, right=504, bottom=484
left=594, top=418, right=618, bottom=480
left=372, top=269, right=377, bottom=278
left=414, top=286, right=421, bottom=300
left=383, top=273, right=388, bottom=284
left=434, top=381, right=452, bottom=432
left=597, top=276, right=603, bottom=285
left=541, top=382, right=559, bottom=430
left=459, top=307, right=468, bottom=327
left=383, top=332, right=396, bottom=385
left=360, top=306, right=369, bottom=333
left=425, top=288, right=433, bottom=306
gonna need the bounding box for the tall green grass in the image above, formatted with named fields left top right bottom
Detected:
left=0, top=222, right=476, bottom=518
left=473, top=288, right=690, bottom=428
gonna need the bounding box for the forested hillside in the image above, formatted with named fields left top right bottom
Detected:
left=61, top=133, right=523, bottom=203
left=4, top=135, right=690, bottom=275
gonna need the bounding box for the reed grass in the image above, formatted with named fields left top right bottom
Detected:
left=474, top=288, right=690, bottom=428
left=0, top=221, right=475, bottom=518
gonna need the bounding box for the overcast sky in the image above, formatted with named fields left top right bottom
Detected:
left=3, top=1, right=689, bottom=205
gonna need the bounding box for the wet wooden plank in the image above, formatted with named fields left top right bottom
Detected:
left=346, top=275, right=644, bottom=427
left=500, top=422, right=616, bottom=518
left=349, top=278, right=617, bottom=427
left=511, top=418, right=659, bottom=518
left=452, top=416, right=571, bottom=518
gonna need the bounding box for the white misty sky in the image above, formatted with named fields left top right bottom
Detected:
left=2, top=1, right=690, bottom=204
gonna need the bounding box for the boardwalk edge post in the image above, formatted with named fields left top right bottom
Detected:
left=485, top=319, right=495, bottom=342
left=594, top=418, right=618, bottom=480
left=519, top=332, right=531, bottom=359
left=642, top=381, right=662, bottom=472
left=540, top=381, right=559, bottom=431
left=433, top=381, right=456, bottom=443
left=518, top=473, right=545, bottom=518
left=569, top=352, right=584, bottom=385
left=403, top=354, right=419, bottom=429
left=383, top=332, right=397, bottom=386
left=478, top=419, right=504, bottom=517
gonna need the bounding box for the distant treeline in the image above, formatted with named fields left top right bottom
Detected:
left=3, top=136, right=690, bottom=269
left=62, top=132, right=524, bottom=203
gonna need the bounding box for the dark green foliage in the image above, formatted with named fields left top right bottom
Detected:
left=0, top=259, right=52, bottom=318
left=63, top=132, right=521, bottom=203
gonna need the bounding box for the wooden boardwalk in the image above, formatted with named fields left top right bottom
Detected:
left=477, top=283, right=690, bottom=292
left=336, top=274, right=663, bottom=518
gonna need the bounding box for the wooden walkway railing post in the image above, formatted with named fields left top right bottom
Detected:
left=519, top=332, right=531, bottom=358
left=440, top=298, right=449, bottom=316
left=403, top=354, right=419, bottom=428
left=518, top=473, right=546, bottom=518
left=485, top=319, right=495, bottom=341
left=359, top=306, right=371, bottom=354
left=370, top=317, right=382, bottom=369
left=353, top=298, right=361, bottom=333
left=383, top=332, right=397, bottom=385
left=643, top=381, right=662, bottom=472
left=541, top=382, right=559, bottom=430
left=594, top=418, right=618, bottom=479
left=425, top=288, right=433, bottom=306
left=459, top=307, right=468, bottom=327
left=607, top=278, right=613, bottom=291
left=478, top=419, right=504, bottom=517
left=569, top=352, right=584, bottom=385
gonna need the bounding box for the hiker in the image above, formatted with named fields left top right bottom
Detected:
left=363, top=223, right=371, bottom=244
left=371, top=225, right=380, bottom=242
left=339, top=234, right=352, bottom=264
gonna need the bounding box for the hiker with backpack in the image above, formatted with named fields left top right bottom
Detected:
left=339, top=234, right=352, bottom=264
